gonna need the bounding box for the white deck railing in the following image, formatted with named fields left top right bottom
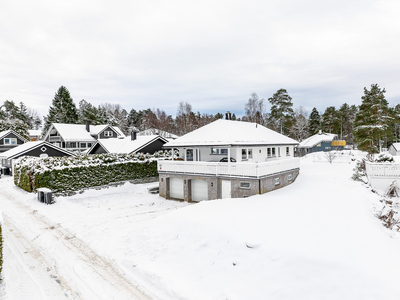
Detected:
left=158, top=158, right=300, bottom=178
left=365, top=162, right=400, bottom=177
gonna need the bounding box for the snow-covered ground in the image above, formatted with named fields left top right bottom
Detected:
left=1, top=153, right=400, bottom=299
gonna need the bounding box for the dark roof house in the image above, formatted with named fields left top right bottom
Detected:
left=0, top=130, right=28, bottom=153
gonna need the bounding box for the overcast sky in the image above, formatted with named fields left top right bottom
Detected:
left=1, top=0, right=400, bottom=119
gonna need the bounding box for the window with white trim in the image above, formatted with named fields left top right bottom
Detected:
left=211, top=148, right=228, bottom=155
left=239, top=182, right=251, bottom=189
left=275, top=178, right=280, bottom=185
left=288, top=174, right=292, bottom=181
left=242, top=149, right=253, bottom=160
left=104, top=131, right=113, bottom=137
left=4, top=138, right=17, bottom=145
left=286, top=147, right=290, bottom=156
left=272, top=147, right=276, bottom=156
left=267, top=148, right=271, bottom=157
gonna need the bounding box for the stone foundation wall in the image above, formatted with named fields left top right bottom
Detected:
left=159, top=168, right=299, bottom=202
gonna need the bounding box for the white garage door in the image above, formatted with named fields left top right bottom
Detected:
left=191, top=179, right=208, bottom=202
left=170, top=177, right=184, bottom=200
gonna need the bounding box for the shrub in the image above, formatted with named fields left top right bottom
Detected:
left=14, top=150, right=173, bottom=195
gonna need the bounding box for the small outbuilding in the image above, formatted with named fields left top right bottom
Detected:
left=0, top=141, right=75, bottom=175
left=388, top=143, right=400, bottom=156
left=297, top=131, right=346, bottom=156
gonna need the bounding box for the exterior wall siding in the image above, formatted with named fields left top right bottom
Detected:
left=159, top=168, right=299, bottom=202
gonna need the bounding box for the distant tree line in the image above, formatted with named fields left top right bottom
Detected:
left=3, top=84, right=399, bottom=154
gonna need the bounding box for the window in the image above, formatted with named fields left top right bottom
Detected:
left=242, top=149, right=252, bottom=160
left=267, top=148, right=271, bottom=157
left=66, top=142, right=77, bottom=148
left=286, top=147, right=290, bottom=156
left=288, top=174, right=293, bottom=181
left=104, top=131, right=113, bottom=137
left=186, top=149, right=193, bottom=161
left=211, top=148, right=228, bottom=155
left=4, top=138, right=17, bottom=145
left=275, top=178, right=280, bottom=185
left=317, top=143, right=321, bottom=147
left=239, top=182, right=250, bottom=189
left=87, top=143, right=93, bottom=147
left=272, top=148, right=276, bottom=156
left=325, top=147, right=331, bottom=150
left=80, top=143, right=87, bottom=148
left=278, top=147, right=281, bottom=157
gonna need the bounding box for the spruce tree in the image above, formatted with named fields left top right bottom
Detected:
left=268, top=88, right=295, bottom=135
left=308, top=107, right=321, bottom=135
left=353, top=84, right=394, bottom=153
left=0, top=119, right=30, bottom=140
left=321, top=106, right=339, bottom=133
left=43, top=86, right=79, bottom=133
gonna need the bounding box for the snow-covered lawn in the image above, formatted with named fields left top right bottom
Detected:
left=1, top=154, right=400, bottom=299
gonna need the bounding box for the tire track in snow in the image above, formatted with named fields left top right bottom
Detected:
left=0, top=188, right=152, bottom=300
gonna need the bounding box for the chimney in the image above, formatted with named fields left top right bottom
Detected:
left=318, top=130, right=322, bottom=135
left=225, top=111, right=231, bottom=120
left=131, top=129, right=137, bottom=141
left=85, top=120, right=90, bottom=132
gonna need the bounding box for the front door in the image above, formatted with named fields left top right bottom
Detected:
left=221, top=180, right=231, bottom=199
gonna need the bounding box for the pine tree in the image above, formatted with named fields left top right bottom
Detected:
left=268, top=89, right=295, bottom=135
left=0, top=119, right=30, bottom=140
left=321, top=106, right=339, bottom=133
left=353, top=84, right=394, bottom=153
left=43, top=86, right=78, bottom=133
left=308, top=107, right=321, bottom=135
left=337, top=103, right=357, bottom=145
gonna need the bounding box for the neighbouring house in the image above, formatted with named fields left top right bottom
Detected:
left=87, top=130, right=168, bottom=155
left=0, top=130, right=28, bottom=153
left=0, top=141, right=75, bottom=175
left=138, top=128, right=179, bottom=139
left=388, top=143, right=400, bottom=156
left=42, top=122, right=125, bottom=152
left=297, top=131, right=346, bottom=156
left=158, top=119, right=300, bottom=202
left=28, top=129, right=42, bottom=141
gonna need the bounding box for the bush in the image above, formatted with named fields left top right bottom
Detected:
left=13, top=150, right=173, bottom=195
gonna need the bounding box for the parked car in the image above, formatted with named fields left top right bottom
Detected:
left=220, top=157, right=236, bottom=162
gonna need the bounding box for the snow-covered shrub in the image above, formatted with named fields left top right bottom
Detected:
left=374, top=153, right=394, bottom=163
left=14, top=150, right=174, bottom=194
left=352, top=157, right=368, bottom=183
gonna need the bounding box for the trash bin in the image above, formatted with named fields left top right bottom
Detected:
left=37, top=188, right=53, bottom=205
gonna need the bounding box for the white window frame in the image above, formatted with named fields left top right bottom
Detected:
left=286, top=147, right=290, bottom=156
left=104, top=131, right=113, bottom=137
left=4, top=138, right=17, bottom=145
left=275, top=177, right=280, bottom=185
left=239, top=182, right=251, bottom=189
left=288, top=174, right=292, bottom=181
left=241, top=148, right=253, bottom=160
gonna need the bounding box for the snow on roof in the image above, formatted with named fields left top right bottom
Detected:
left=138, top=128, right=178, bottom=139
left=0, top=141, right=74, bottom=159
left=390, top=143, right=400, bottom=151
left=164, top=119, right=298, bottom=147
left=28, top=130, right=41, bottom=136
left=51, top=124, right=97, bottom=142
left=0, top=129, right=28, bottom=142
left=0, top=130, right=12, bottom=139
left=50, top=123, right=124, bottom=142
left=298, top=132, right=338, bottom=148
left=94, top=135, right=167, bottom=154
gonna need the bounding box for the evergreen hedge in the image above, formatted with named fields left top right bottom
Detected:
left=13, top=151, right=173, bottom=195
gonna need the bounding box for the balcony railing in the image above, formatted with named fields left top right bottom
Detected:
left=49, top=136, right=62, bottom=142
left=158, top=158, right=300, bottom=178
left=365, top=162, right=400, bottom=177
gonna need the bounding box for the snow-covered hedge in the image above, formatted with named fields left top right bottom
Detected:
left=13, top=150, right=173, bottom=195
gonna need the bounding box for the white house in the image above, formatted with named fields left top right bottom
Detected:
left=388, top=143, right=400, bottom=156
left=158, top=119, right=300, bottom=202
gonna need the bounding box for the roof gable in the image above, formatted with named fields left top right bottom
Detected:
left=164, top=119, right=298, bottom=147
left=0, top=130, right=28, bottom=142
left=0, top=141, right=75, bottom=159
left=88, top=135, right=167, bottom=155
left=298, top=133, right=338, bottom=148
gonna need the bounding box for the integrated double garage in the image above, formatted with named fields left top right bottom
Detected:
left=159, top=168, right=299, bottom=202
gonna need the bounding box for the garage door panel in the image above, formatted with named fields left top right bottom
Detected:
left=170, top=178, right=184, bottom=200
left=191, top=179, right=208, bottom=202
